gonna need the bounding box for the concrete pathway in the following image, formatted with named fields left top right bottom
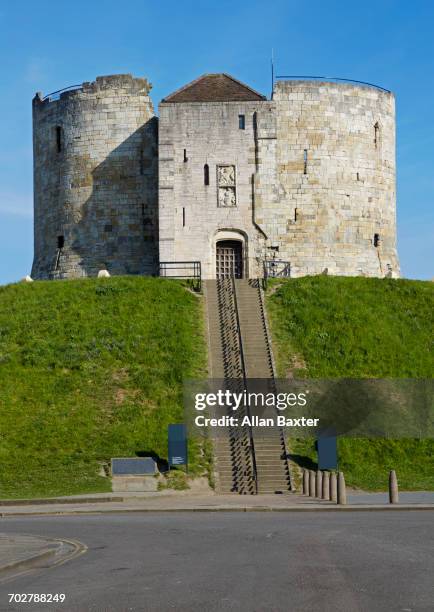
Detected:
left=348, top=491, right=434, bottom=504
left=0, top=533, right=82, bottom=582
left=0, top=491, right=433, bottom=517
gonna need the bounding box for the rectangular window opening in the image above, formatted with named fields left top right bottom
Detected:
left=238, top=114, right=245, bottom=130
left=57, top=235, right=64, bottom=249
left=56, top=126, right=62, bottom=153
left=374, top=233, right=380, bottom=247
left=294, top=208, right=298, bottom=222
left=303, top=149, right=308, bottom=174
left=183, top=149, right=188, bottom=163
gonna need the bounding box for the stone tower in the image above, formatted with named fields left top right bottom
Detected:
left=254, top=80, right=400, bottom=278
left=32, top=74, right=158, bottom=279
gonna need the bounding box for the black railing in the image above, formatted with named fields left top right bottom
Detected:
left=275, top=75, right=391, bottom=93
left=263, top=259, right=291, bottom=289
left=159, top=261, right=202, bottom=292
left=42, top=85, right=83, bottom=101
left=257, top=280, right=292, bottom=489
left=231, top=273, right=258, bottom=493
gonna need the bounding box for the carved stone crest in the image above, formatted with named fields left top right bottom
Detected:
left=217, top=165, right=236, bottom=207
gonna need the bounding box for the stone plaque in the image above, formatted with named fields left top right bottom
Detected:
left=217, top=165, right=236, bottom=207
left=111, top=457, right=157, bottom=476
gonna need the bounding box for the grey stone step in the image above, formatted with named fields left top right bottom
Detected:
left=205, top=279, right=291, bottom=494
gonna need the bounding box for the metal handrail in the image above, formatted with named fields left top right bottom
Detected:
left=42, top=85, right=83, bottom=101
left=231, top=273, right=258, bottom=493
left=257, top=281, right=292, bottom=487
left=159, top=261, right=201, bottom=291
left=263, top=259, right=291, bottom=289
left=275, top=75, right=391, bottom=93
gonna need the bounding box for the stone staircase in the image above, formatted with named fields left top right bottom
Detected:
left=206, top=279, right=256, bottom=494
left=205, top=278, right=291, bottom=495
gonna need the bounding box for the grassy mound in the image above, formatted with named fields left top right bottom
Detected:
left=266, top=276, right=434, bottom=490
left=0, top=277, right=207, bottom=498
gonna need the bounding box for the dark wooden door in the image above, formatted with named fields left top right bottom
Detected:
left=216, top=241, right=243, bottom=279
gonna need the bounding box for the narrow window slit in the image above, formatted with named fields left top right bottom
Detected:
left=55, top=235, right=64, bottom=271
left=204, top=164, right=209, bottom=185
left=303, top=149, right=308, bottom=174
left=374, top=233, right=380, bottom=247
left=183, top=149, right=188, bottom=162
left=238, top=115, right=245, bottom=130
left=374, top=123, right=380, bottom=148
left=56, top=126, right=62, bottom=153
left=182, top=207, right=185, bottom=227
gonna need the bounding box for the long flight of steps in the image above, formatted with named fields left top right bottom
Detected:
left=206, top=278, right=256, bottom=494
left=205, top=278, right=291, bottom=494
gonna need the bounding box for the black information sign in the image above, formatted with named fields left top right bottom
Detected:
left=111, top=457, right=157, bottom=476
left=317, top=436, right=338, bottom=470
left=168, top=424, right=188, bottom=468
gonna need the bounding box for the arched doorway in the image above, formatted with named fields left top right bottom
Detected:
left=216, top=240, right=243, bottom=279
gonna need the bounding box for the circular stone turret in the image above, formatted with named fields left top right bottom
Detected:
left=31, top=74, right=158, bottom=279
left=267, top=79, right=400, bottom=277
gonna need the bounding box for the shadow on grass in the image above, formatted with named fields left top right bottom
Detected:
left=136, top=450, right=169, bottom=473
left=287, top=453, right=318, bottom=471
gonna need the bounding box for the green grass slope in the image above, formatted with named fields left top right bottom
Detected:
left=0, top=277, right=207, bottom=498
left=266, top=276, right=434, bottom=490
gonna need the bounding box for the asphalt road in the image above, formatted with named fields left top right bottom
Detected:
left=0, top=512, right=433, bottom=612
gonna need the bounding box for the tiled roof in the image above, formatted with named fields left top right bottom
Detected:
left=161, top=73, right=266, bottom=103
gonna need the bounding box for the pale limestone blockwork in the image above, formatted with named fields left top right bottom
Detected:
left=32, top=74, right=158, bottom=279
left=158, top=100, right=269, bottom=279
left=159, top=80, right=399, bottom=279
left=32, top=74, right=399, bottom=281
left=255, top=80, right=399, bottom=278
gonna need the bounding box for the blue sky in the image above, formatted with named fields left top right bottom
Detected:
left=0, top=0, right=432, bottom=284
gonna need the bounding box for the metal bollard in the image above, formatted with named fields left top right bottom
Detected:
left=337, top=471, right=347, bottom=505
left=303, top=469, right=309, bottom=495
left=309, top=470, right=315, bottom=497
left=322, top=471, right=330, bottom=500
left=315, top=470, right=323, bottom=498
left=330, top=472, right=337, bottom=503
left=389, top=470, right=399, bottom=504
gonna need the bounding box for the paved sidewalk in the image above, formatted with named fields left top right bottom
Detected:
left=1, top=491, right=433, bottom=516
left=347, top=491, right=434, bottom=504
left=0, top=533, right=79, bottom=581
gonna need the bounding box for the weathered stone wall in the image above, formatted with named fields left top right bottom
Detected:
left=158, top=101, right=270, bottom=279
left=159, top=80, right=399, bottom=280
left=254, top=81, right=399, bottom=277
left=33, top=75, right=399, bottom=281
left=32, top=74, right=158, bottom=279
